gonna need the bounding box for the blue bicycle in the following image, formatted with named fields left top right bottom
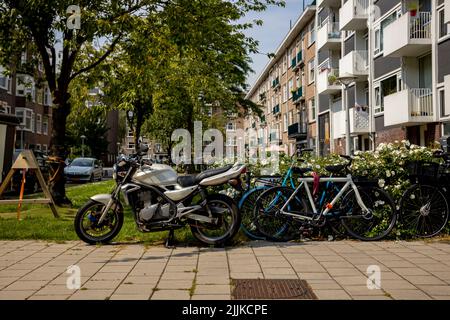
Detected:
left=238, top=149, right=313, bottom=240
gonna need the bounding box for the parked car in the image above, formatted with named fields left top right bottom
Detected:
left=64, top=158, right=103, bottom=183
left=11, top=149, right=50, bottom=194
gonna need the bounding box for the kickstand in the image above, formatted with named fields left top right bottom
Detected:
left=165, top=229, right=176, bottom=249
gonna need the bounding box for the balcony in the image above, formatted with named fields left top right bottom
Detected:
left=339, top=0, right=369, bottom=31
left=288, top=122, right=307, bottom=140
left=339, top=50, right=368, bottom=79
left=317, top=0, right=341, bottom=9
left=384, top=12, right=432, bottom=58
left=446, top=1, right=450, bottom=24
left=259, top=92, right=266, bottom=102
left=384, top=88, right=434, bottom=126
left=332, top=105, right=370, bottom=137
left=292, top=87, right=304, bottom=103
left=291, top=51, right=304, bottom=72
left=317, top=61, right=340, bottom=95
left=272, top=77, right=280, bottom=90
left=317, top=20, right=341, bottom=51
left=272, top=104, right=280, bottom=115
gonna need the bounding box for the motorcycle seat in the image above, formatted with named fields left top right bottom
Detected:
left=177, top=165, right=233, bottom=187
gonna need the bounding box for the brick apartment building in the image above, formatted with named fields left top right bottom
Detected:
left=245, top=0, right=450, bottom=156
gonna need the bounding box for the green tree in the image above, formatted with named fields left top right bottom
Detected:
left=0, top=0, right=282, bottom=204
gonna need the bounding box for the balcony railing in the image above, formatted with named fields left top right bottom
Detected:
left=384, top=88, right=433, bottom=126
left=409, top=88, right=433, bottom=118
left=272, top=77, right=280, bottom=89
left=291, top=51, right=304, bottom=71
left=409, top=12, right=431, bottom=39
left=288, top=122, right=307, bottom=139
left=272, top=104, right=280, bottom=115
left=353, top=105, right=369, bottom=133
left=321, top=20, right=341, bottom=39
left=292, top=87, right=304, bottom=102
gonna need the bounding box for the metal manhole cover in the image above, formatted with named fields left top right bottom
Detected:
left=231, top=279, right=317, bottom=300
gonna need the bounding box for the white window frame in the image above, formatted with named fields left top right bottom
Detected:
left=438, top=5, right=450, bottom=42
left=439, top=87, right=449, bottom=119
left=42, top=144, right=48, bottom=153
left=308, top=59, right=315, bottom=84
left=309, top=98, right=316, bottom=122
left=283, top=113, right=288, bottom=132
left=36, top=114, right=42, bottom=134
left=42, top=116, right=48, bottom=135
left=308, top=21, right=316, bottom=46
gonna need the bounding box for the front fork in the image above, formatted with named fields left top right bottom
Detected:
left=98, top=185, right=121, bottom=224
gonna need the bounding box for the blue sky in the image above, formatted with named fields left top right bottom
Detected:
left=242, top=0, right=310, bottom=88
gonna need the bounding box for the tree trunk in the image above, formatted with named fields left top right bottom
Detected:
left=48, top=99, right=72, bottom=206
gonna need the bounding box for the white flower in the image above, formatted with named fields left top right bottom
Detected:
left=378, top=179, right=385, bottom=188
left=410, top=194, right=416, bottom=200
left=386, top=170, right=391, bottom=177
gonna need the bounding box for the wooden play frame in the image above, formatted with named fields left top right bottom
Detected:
left=0, top=150, right=59, bottom=218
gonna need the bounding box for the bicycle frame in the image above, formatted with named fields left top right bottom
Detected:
left=279, top=174, right=370, bottom=222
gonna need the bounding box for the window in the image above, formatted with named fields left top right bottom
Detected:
left=379, top=12, right=398, bottom=53
left=31, top=112, right=35, bottom=132
left=288, top=111, right=293, bottom=125
left=288, top=78, right=293, bottom=99
left=374, top=85, right=381, bottom=113
left=283, top=113, right=288, bottom=132
left=439, top=8, right=450, bottom=39
left=1, top=104, right=11, bottom=114
left=227, top=122, right=235, bottom=131
left=36, top=114, right=42, bottom=134
left=440, top=88, right=449, bottom=118
left=42, top=116, right=48, bottom=135
left=128, top=142, right=135, bottom=150
left=283, top=84, right=287, bottom=102
left=35, top=144, right=41, bottom=151
left=374, top=28, right=381, bottom=55
left=44, top=87, right=51, bottom=106
left=374, top=75, right=399, bottom=114
left=42, top=144, right=47, bottom=153
left=308, top=59, right=315, bottom=84
left=308, top=21, right=316, bottom=46
left=309, top=98, right=316, bottom=121
left=0, top=71, right=9, bottom=90
left=15, top=108, right=33, bottom=130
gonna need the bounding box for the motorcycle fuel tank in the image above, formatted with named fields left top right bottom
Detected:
left=132, top=164, right=179, bottom=187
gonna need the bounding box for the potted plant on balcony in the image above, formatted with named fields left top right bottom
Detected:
left=406, top=0, right=419, bottom=17
left=328, top=74, right=337, bottom=85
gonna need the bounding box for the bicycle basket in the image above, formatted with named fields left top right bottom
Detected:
left=352, top=176, right=378, bottom=186
left=406, top=161, right=440, bottom=183
left=438, top=164, right=450, bottom=186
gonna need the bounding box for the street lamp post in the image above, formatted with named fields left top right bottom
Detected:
left=337, top=73, right=358, bottom=156
left=80, top=135, right=86, bottom=157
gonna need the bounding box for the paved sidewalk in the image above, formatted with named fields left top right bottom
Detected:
left=0, top=240, right=450, bottom=300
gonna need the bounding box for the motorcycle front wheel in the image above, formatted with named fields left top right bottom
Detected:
left=190, top=194, right=241, bottom=246
left=74, top=199, right=123, bottom=244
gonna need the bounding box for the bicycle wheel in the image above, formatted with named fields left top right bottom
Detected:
left=253, top=186, right=307, bottom=242
left=340, top=186, right=397, bottom=241
left=399, top=184, right=449, bottom=238
left=238, top=187, right=270, bottom=240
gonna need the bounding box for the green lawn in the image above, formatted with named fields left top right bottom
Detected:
left=0, top=181, right=204, bottom=245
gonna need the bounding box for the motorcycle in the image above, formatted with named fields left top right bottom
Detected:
left=74, top=144, right=246, bottom=246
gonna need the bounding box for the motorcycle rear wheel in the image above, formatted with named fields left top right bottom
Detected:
left=190, top=194, right=241, bottom=246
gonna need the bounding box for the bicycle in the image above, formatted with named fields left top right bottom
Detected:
left=253, top=155, right=398, bottom=242
left=238, top=148, right=314, bottom=240
left=399, top=150, right=450, bottom=238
